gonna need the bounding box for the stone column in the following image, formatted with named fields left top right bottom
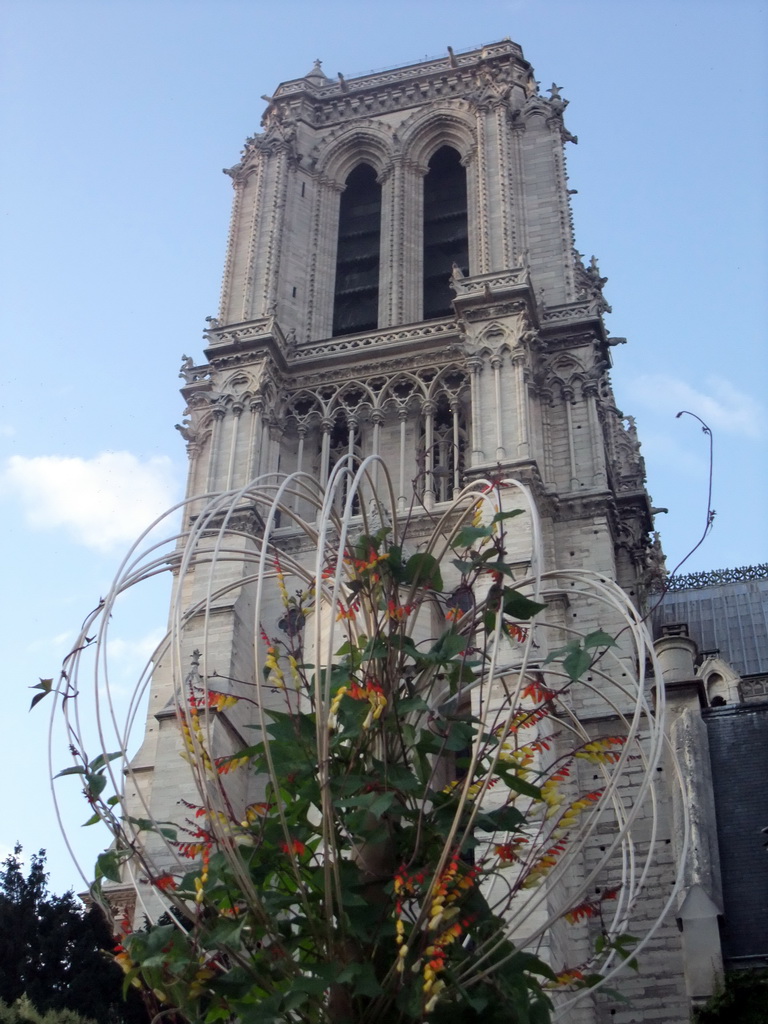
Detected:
left=422, top=399, right=435, bottom=510
left=206, top=403, right=226, bottom=493
left=655, top=630, right=725, bottom=1008
left=248, top=398, right=263, bottom=482
left=491, top=354, right=506, bottom=460
left=467, top=357, right=484, bottom=464
left=225, top=402, right=243, bottom=491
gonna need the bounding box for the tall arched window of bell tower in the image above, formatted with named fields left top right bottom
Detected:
left=423, top=146, right=468, bottom=320
left=332, top=164, right=382, bottom=337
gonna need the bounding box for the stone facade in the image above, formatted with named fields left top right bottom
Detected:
left=126, top=41, right=714, bottom=1021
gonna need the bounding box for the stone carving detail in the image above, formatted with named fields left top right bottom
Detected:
left=282, top=363, right=469, bottom=427
left=541, top=302, right=599, bottom=324
left=450, top=267, right=529, bottom=297
left=600, top=405, right=647, bottom=493
left=664, top=563, right=768, bottom=592
left=573, top=251, right=612, bottom=314
left=179, top=354, right=212, bottom=385
left=643, top=531, right=668, bottom=591
left=175, top=392, right=214, bottom=453
left=250, top=42, right=531, bottom=131
left=295, top=319, right=457, bottom=361
left=466, top=63, right=512, bottom=109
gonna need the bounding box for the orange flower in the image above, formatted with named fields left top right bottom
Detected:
left=564, top=900, right=598, bottom=924
left=551, top=967, right=585, bottom=986
left=495, top=837, right=529, bottom=863
left=522, top=677, right=556, bottom=703
left=215, top=754, right=250, bottom=774
left=189, top=690, right=239, bottom=711
left=387, top=600, right=414, bottom=621
left=242, top=801, right=270, bottom=824
left=336, top=602, right=358, bottom=621
left=177, top=841, right=209, bottom=859
left=281, top=839, right=306, bottom=856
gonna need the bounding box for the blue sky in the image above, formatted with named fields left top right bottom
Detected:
left=1, top=0, right=766, bottom=895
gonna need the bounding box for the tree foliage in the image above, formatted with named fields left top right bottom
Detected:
left=0, top=995, right=95, bottom=1024
left=0, top=847, right=147, bottom=1024
left=693, top=970, right=768, bottom=1024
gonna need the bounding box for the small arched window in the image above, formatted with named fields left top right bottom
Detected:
left=332, top=164, right=381, bottom=337
left=423, top=146, right=469, bottom=320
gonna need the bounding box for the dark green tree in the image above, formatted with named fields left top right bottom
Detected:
left=694, top=970, right=768, bottom=1024
left=0, top=846, right=147, bottom=1024
left=0, top=994, right=95, bottom=1024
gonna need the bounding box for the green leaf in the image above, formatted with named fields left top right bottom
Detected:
left=82, top=812, right=102, bottom=827
left=368, top=790, right=398, bottom=817
left=427, top=632, right=467, bottom=663
left=335, top=961, right=382, bottom=998
left=403, top=551, right=443, bottom=591
left=495, top=763, right=543, bottom=799
left=395, top=695, right=430, bottom=715
left=441, top=718, right=476, bottom=751
left=477, top=558, right=517, bottom=578
left=282, top=990, right=310, bottom=1012
left=543, top=642, right=576, bottom=665
left=480, top=803, right=527, bottom=831
left=451, top=558, right=477, bottom=574
left=95, top=849, right=129, bottom=883
left=503, top=949, right=557, bottom=982
left=86, top=773, right=108, bottom=798
left=88, top=751, right=123, bottom=772
left=454, top=524, right=493, bottom=547
left=202, top=915, right=247, bottom=949
left=29, top=677, right=54, bottom=711
left=563, top=646, right=592, bottom=681
left=502, top=589, right=546, bottom=620
left=387, top=543, right=405, bottom=581
left=54, top=765, right=87, bottom=778
left=491, top=509, right=525, bottom=524
left=125, top=816, right=176, bottom=840
left=484, top=610, right=498, bottom=634
left=583, top=629, right=618, bottom=650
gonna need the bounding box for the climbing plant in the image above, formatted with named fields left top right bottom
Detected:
left=41, top=462, right=682, bottom=1023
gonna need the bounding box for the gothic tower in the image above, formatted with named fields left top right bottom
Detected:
left=126, top=41, right=701, bottom=1021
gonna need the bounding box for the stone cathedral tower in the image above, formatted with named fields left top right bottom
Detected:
left=179, top=38, right=656, bottom=590
left=127, top=40, right=707, bottom=1023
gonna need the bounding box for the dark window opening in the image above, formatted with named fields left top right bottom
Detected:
left=333, top=164, right=381, bottom=337
left=417, top=391, right=469, bottom=503
left=423, top=147, right=468, bottom=320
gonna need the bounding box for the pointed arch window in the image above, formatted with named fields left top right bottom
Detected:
left=332, top=164, right=381, bottom=337
left=423, top=146, right=469, bottom=320
left=327, top=413, right=363, bottom=515
left=417, top=387, right=469, bottom=505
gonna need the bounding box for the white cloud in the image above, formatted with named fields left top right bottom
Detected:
left=102, top=626, right=168, bottom=703
left=108, top=627, right=167, bottom=671
left=626, top=374, right=764, bottom=438
left=633, top=430, right=709, bottom=479
left=2, top=451, right=178, bottom=552
left=25, top=629, right=76, bottom=655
